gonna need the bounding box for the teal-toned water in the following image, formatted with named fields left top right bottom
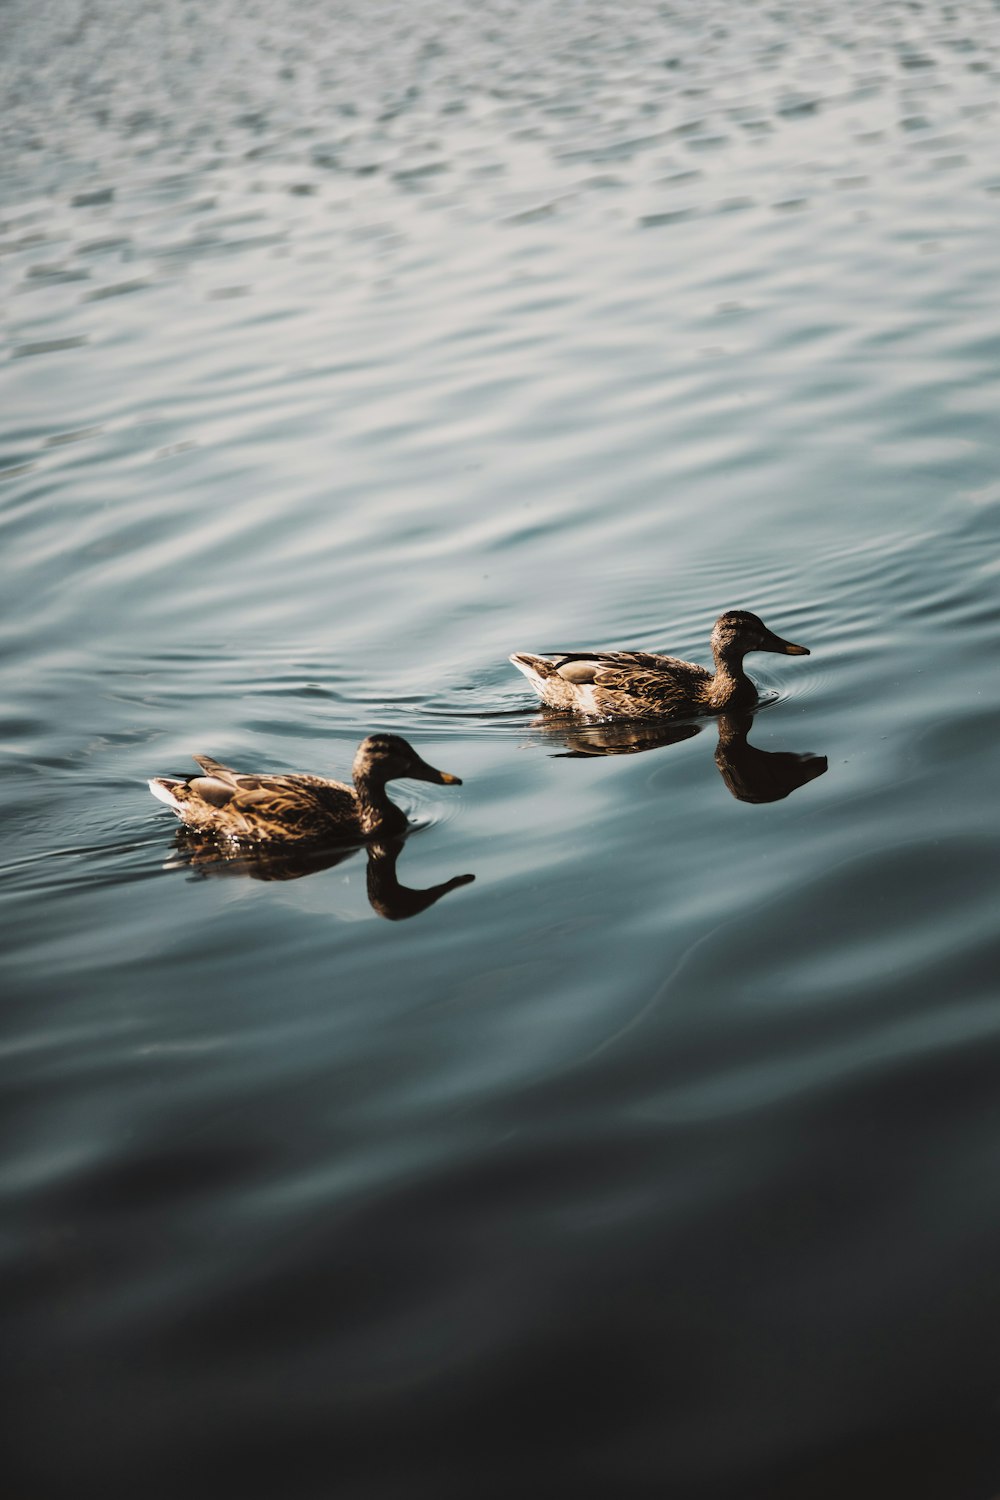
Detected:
left=3, top=2, right=1000, bottom=1495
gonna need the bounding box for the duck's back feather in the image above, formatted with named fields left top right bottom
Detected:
left=150, top=765, right=360, bottom=839
left=511, top=649, right=711, bottom=715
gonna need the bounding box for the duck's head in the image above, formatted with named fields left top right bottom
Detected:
left=353, top=734, right=462, bottom=786
left=711, top=610, right=809, bottom=661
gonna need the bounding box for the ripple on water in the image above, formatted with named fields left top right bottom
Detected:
left=4, top=0, right=1000, bottom=1495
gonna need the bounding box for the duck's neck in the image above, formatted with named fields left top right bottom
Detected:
left=707, top=647, right=758, bottom=711
left=353, top=774, right=406, bottom=836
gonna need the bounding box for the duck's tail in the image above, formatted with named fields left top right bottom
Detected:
left=509, top=652, right=554, bottom=697
left=148, top=777, right=187, bottom=815
left=510, top=652, right=592, bottom=711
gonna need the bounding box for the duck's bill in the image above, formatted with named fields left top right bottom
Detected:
left=763, top=630, right=809, bottom=656
left=414, top=759, right=462, bottom=785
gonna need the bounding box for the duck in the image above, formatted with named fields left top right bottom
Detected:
left=148, top=733, right=462, bottom=844
left=510, top=610, right=809, bottom=720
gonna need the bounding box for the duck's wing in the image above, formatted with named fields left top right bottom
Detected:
left=187, top=767, right=351, bottom=820
left=595, top=656, right=710, bottom=713
left=548, top=650, right=707, bottom=685
left=193, top=754, right=240, bottom=781
left=227, top=776, right=355, bottom=836
left=184, top=755, right=243, bottom=808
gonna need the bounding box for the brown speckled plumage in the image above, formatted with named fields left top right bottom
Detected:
left=510, top=609, right=809, bottom=720
left=148, top=734, right=461, bottom=844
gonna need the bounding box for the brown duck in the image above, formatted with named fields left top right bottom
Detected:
left=148, top=733, right=462, bottom=843
left=510, top=609, right=809, bottom=719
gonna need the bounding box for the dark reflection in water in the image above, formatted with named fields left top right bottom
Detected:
left=166, top=829, right=474, bottom=920
left=714, top=714, right=827, bottom=804
left=538, top=711, right=827, bottom=804
left=542, top=716, right=703, bottom=756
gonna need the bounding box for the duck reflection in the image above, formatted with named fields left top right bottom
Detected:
left=166, top=831, right=474, bottom=920
left=713, top=714, right=826, bottom=803
left=540, top=718, right=702, bottom=758
left=536, top=712, right=826, bottom=804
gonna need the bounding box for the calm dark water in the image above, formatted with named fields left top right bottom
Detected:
left=3, top=1, right=1000, bottom=1495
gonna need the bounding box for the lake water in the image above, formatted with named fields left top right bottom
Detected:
left=3, top=0, right=1000, bottom=1494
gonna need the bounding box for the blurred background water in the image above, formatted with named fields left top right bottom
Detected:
left=2, top=0, right=1000, bottom=1495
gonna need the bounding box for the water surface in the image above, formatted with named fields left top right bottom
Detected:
left=3, top=1, right=1000, bottom=1495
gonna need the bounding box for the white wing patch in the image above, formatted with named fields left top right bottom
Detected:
left=148, top=778, right=183, bottom=810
